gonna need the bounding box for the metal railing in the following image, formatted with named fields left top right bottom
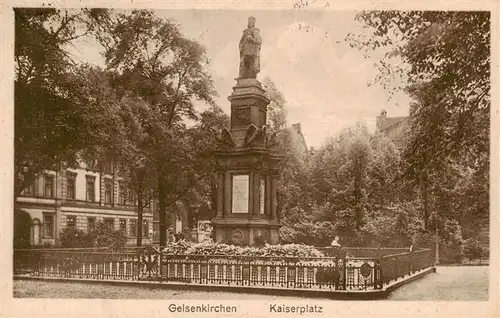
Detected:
left=161, top=254, right=346, bottom=290
left=13, top=247, right=433, bottom=291
left=317, top=246, right=410, bottom=258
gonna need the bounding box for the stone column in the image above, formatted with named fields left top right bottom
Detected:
left=224, top=172, right=231, bottom=216
left=265, top=175, right=271, bottom=217
left=270, top=176, right=277, bottom=219
left=248, top=172, right=254, bottom=217
left=216, top=172, right=224, bottom=218
left=253, top=171, right=261, bottom=216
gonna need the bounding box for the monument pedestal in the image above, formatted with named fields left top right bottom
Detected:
left=212, top=78, right=284, bottom=246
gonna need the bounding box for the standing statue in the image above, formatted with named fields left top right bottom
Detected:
left=239, top=16, right=262, bottom=78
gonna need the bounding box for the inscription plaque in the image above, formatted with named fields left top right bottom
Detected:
left=232, top=174, right=249, bottom=213
left=232, top=107, right=251, bottom=126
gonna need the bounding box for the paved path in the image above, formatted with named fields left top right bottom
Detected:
left=13, top=266, right=488, bottom=300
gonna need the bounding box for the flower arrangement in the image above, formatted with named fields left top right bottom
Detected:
left=162, top=241, right=325, bottom=258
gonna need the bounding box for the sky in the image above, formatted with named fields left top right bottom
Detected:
left=69, top=9, right=412, bottom=148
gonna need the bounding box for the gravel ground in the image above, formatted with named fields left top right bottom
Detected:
left=388, top=266, right=489, bottom=300
left=13, top=266, right=489, bottom=300
left=13, top=280, right=306, bottom=300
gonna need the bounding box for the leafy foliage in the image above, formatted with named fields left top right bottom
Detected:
left=100, top=10, right=218, bottom=246
left=262, top=78, right=313, bottom=221
left=174, top=228, right=198, bottom=243
left=307, top=124, right=401, bottom=230
left=262, top=77, right=287, bottom=135
left=463, top=238, right=483, bottom=261
left=58, top=221, right=127, bottom=249
left=91, top=221, right=128, bottom=250
left=14, top=8, right=114, bottom=196
left=347, top=11, right=490, bottom=236
left=58, top=228, right=94, bottom=248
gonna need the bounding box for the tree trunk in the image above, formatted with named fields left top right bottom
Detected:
left=136, top=168, right=145, bottom=247
left=354, top=157, right=362, bottom=230
left=420, top=170, right=429, bottom=231
left=158, top=168, right=168, bottom=247
left=136, top=199, right=143, bottom=247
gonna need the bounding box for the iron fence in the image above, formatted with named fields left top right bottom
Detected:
left=14, top=248, right=155, bottom=281
left=161, top=254, right=346, bottom=290
left=13, top=247, right=432, bottom=291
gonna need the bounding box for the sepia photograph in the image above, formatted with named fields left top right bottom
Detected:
left=2, top=1, right=497, bottom=316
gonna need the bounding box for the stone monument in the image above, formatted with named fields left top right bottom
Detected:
left=212, top=17, right=283, bottom=246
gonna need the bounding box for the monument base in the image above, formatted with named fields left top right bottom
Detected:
left=212, top=218, right=281, bottom=246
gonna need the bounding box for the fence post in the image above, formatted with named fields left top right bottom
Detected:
left=375, top=258, right=384, bottom=289
left=158, top=250, right=163, bottom=281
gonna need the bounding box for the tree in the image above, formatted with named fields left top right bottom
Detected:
left=114, top=95, right=160, bottom=246
left=186, top=105, right=230, bottom=224
left=14, top=8, right=112, bottom=197
left=261, top=77, right=314, bottom=221
left=310, top=123, right=372, bottom=228
left=262, top=77, right=287, bottom=134
left=101, top=10, right=217, bottom=246
left=305, top=123, right=404, bottom=242
left=347, top=11, right=490, bottom=233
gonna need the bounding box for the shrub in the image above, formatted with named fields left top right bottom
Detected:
left=91, top=221, right=127, bottom=250
left=58, top=221, right=127, bottom=250
left=59, top=228, right=94, bottom=248
left=463, top=238, right=483, bottom=261
left=439, top=219, right=464, bottom=264
left=174, top=228, right=197, bottom=243
left=280, top=220, right=336, bottom=246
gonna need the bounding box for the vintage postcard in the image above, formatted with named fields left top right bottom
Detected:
left=1, top=0, right=498, bottom=317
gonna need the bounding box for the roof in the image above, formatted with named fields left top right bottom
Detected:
left=380, top=116, right=407, bottom=131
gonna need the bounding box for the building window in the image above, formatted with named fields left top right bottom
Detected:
left=104, top=218, right=115, bottom=230
left=118, top=181, right=126, bottom=205
left=87, top=217, right=96, bottom=232
left=119, top=219, right=127, bottom=233
left=86, top=176, right=95, bottom=202
left=67, top=215, right=76, bottom=229
left=143, top=220, right=149, bottom=238
left=104, top=179, right=113, bottom=204
left=66, top=172, right=76, bottom=200
left=44, top=175, right=54, bottom=198
left=43, top=214, right=54, bottom=238
left=130, top=219, right=137, bottom=237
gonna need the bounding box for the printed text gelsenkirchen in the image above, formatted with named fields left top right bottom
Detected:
left=169, top=304, right=237, bottom=313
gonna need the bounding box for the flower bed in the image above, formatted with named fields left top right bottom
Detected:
left=163, top=241, right=325, bottom=258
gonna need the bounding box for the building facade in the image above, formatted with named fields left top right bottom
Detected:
left=15, top=160, right=154, bottom=247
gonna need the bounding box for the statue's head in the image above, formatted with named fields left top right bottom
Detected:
left=248, top=16, right=256, bottom=28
